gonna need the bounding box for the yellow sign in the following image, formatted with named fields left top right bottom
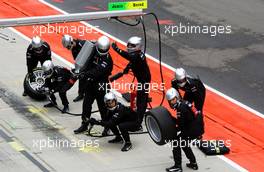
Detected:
left=108, top=1, right=147, bottom=11
left=127, top=1, right=148, bottom=10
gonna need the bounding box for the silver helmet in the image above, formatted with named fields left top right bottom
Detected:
left=175, top=68, right=187, bottom=87
left=42, top=60, right=54, bottom=78
left=96, top=36, right=110, bottom=55
left=32, top=36, right=43, bottom=54
left=166, top=88, right=180, bottom=101
left=127, top=36, right=142, bottom=53
left=62, top=34, right=73, bottom=49
left=32, top=36, right=43, bottom=48
left=104, top=92, right=117, bottom=110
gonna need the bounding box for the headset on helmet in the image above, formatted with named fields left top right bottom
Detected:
left=62, top=34, right=73, bottom=49
left=175, top=68, right=187, bottom=87
left=127, top=36, right=142, bottom=53
left=96, top=36, right=110, bottom=55
left=42, top=60, right=54, bottom=78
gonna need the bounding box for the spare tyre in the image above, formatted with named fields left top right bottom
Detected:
left=23, top=68, right=46, bottom=100
left=145, top=106, right=178, bottom=145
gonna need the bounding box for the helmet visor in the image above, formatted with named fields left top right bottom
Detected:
left=66, top=41, right=74, bottom=50
left=105, top=99, right=116, bottom=109
left=168, top=97, right=177, bottom=107
left=176, top=78, right=187, bottom=84
left=98, top=47, right=108, bottom=54
left=127, top=43, right=136, bottom=49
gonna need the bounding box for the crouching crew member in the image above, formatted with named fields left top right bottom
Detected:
left=41, top=60, right=76, bottom=113
left=89, top=92, right=140, bottom=152
left=165, top=88, right=204, bottom=172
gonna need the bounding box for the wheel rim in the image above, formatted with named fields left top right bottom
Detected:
left=146, top=115, right=162, bottom=143
left=29, top=70, right=46, bottom=91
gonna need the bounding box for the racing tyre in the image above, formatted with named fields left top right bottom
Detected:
left=145, top=106, right=178, bottom=145
left=23, top=68, right=46, bottom=100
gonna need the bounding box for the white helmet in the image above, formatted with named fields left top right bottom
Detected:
left=31, top=36, right=43, bottom=49
left=62, top=34, right=73, bottom=49
left=175, top=68, right=187, bottom=87
left=104, top=92, right=117, bottom=103
left=104, top=92, right=117, bottom=110
left=127, top=36, right=142, bottom=53
left=166, top=88, right=180, bottom=101
left=96, top=36, right=110, bottom=55
left=42, top=60, right=54, bottom=77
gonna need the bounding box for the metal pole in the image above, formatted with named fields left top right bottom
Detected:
left=0, top=10, right=144, bottom=28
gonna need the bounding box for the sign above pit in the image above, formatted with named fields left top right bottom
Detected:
left=108, top=1, right=148, bottom=11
